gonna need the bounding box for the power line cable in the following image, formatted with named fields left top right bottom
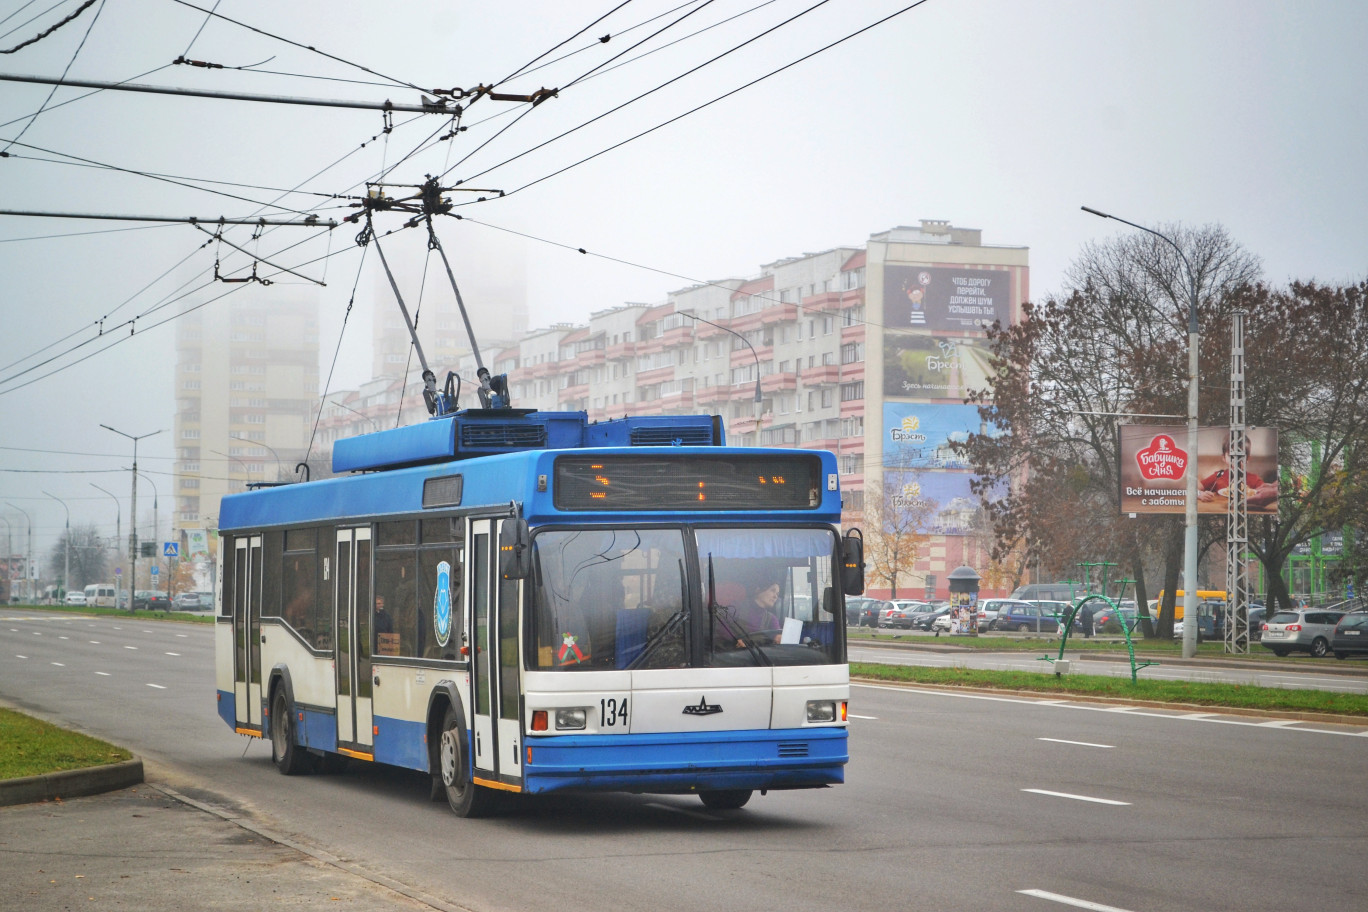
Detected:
left=514, top=0, right=706, bottom=81
left=0, top=63, right=173, bottom=130
left=0, top=0, right=92, bottom=52
left=0, top=220, right=176, bottom=244
left=479, top=0, right=931, bottom=199
left=2, top=0, right=104, bottom=153
left=179, top=0, right=220, bottom=58
left=447, top=0, right=834, bottom=184
left=304, top=240, right=370, bottom=467
left=499, top=0, right=637, bottom=85
left=165, top=0, right=427, bottom=92
left=560, top=0, right=718, bottom=91
left=0, top=1, right=44, bottom=33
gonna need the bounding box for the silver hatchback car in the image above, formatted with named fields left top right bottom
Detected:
left=1261, top=609, right=1345, bottom=658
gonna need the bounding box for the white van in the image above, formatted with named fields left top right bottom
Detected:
left=83, top=583, right=117, bottom=608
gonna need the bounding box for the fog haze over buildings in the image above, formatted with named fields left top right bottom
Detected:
left=1, top=0, right=1365, bottom=568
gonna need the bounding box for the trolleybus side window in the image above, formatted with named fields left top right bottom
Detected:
left=262, top=530, right=283, bottom=623
left=417, top=519, right=463, bottom=660
left=375, top=525, right=417, bottom=657
left=280, top=528, right=318, bottom=643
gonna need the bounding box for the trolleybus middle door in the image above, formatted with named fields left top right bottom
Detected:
left=232, top=534, right=263, bottom=732
left=334, top=526, right=374, bottom=754
left=469, top=519, right=522, bottom=788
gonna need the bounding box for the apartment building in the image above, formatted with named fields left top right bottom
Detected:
left=484, top=221, right=1028, bottom=597
left=174, top=289, right=320, bottom=532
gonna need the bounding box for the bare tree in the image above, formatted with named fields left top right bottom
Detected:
left=44, top=523, right=109, bottom=591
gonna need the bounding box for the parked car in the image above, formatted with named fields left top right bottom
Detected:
left=914, top=606, right=953, bottom=631
left=1331, top=611, right=1368, bottom=660
left=845, top=597, right=884, bottom=627
left=996, top=602, right=1067, bottom=633
left=1260, top=608, right=1346, bottom=657
left=132, top=590, right=172, bottom=611
left=64, top=591, right=87, bottom=605
left=1093, top=606, right=1140, bottom=633
left=978, top=598, right=1032, bottom=632
left=879, top=599, right=928, bottom=628
left=883, top=601, right=930, bottom=629
left=174, top=591, right=202, bottom=610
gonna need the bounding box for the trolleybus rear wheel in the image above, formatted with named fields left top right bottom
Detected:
left=270, top=689, right=309, bottom=775
left=699, top=789, right=752, bottom=810
left=439, top=705, right=497, bottom=818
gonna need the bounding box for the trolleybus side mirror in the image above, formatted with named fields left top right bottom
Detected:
left=500, top=518, right=532, bottom=580
left=841, top=529, right=865, bottom=595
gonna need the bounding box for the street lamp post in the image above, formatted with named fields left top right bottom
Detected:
left=133, top=471, right=160, bottom=589
left=43, top=492, right=70, bottom=598
left=212, top=449, right=252, bottom=489
left=229, top=435, right=283, bottom=481
left=1082, top=206, right=1201, bottom=658
left=91, top=483, right=122, bottom=586
left=680, top=312, right=764, bottom=438
left=101, top=425, right=163, bottom=606
left=0, top=514, right=10, bottom=585
left=328, top=399, right=380, bottom=433
left=5, top=503, right=33, bottom=602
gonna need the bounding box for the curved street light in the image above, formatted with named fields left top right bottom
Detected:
left=43, top=491, right=70, bottom=597
left=229, top=435, right=284, bottom=481
left=327, top=398, right=380, bottom=433
left=1081, top=206, right=1200, bottom=659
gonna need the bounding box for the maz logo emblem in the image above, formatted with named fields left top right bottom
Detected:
left=683, top=696, right=723, bottom=716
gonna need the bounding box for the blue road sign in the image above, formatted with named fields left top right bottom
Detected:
left=164, top=542, right=179, bottom=558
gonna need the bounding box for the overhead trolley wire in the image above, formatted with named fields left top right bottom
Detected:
left=498, top=0, right=637, bottom=85
left=2, top=0, right=105, bottom=153
left=559, top=0, right=719, bottom=91
left=166, top=0, right=428, bottom=93
left=0, top=0, right=95, bottom=53
left=445, top=0, right=836, bottom=185
left=468, top=0, right=932, bottom=199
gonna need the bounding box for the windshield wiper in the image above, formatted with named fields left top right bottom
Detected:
left=707, top=554, right=769, bottom=666
left=628, top=560, right=690, bottom=670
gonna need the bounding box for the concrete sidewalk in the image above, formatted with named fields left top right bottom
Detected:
left=0, top=785, right=442, bottom=911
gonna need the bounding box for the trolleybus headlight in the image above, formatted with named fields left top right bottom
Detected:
left=555, top=708, right=587, bottom=730
left=805, top=700, right=838, bottom=723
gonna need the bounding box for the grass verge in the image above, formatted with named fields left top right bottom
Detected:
left=0, top=708, right=132, bottom=780
left=851, top=661, right=1368, bottom=717
left=849, top=630, right=1248, bottom=656
left=6, top=603, right=214, bottom=624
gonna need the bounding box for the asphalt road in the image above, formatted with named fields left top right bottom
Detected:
left=3, top=609, right=1367, bottom=912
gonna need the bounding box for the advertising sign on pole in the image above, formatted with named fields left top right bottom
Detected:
left=1118, top=425, right=1279, bottom=515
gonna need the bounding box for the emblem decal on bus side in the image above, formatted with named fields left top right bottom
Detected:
left=683, top=696, right=723, bottom=716
left=434, top=560, right=452, bottom=647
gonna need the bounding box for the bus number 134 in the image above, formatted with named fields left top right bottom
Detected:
left=601, top=697, right=628, bottom=727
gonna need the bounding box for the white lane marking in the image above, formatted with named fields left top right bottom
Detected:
left=15, top=654, right=27, bottom=659
left=1179, top=712, right=1215, bottom=719
left=124, top=645, right=138, bottom=650
left=851, top=683, right=1368, bottom=737
left=112, top=626, right=122, bottom=630
left=8, top=628, right=17, bottom=632
left=1018, top=888, right=1135, bottom=912
left=176, top=634, right=188, bottom=638
left=1258, top=719, right=1300, bottom=728
left=95, top=671, right=111, bottom=676
left=1038, top=737, right=1113, bottom=748
left=1023, top=789, right=1130, bottom=806
left=89, top=640, right=100, bottom=644
left=850, top=713, right=878, bottom=720
left=32, top=631, right=41, bottom=635
left=165, top=652, right=181, bottom=657
left=51, top=662, right=65, bottom=667
left=147, top=683, right=166, bottom=690
left=59, top=636, right=68, bottom=640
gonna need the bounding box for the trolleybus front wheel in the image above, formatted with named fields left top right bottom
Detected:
left=699, top=789, right=752, bottom=810
left=270, top=689, right=309, bottom=776
left=439, top=705, right=497, bottom=818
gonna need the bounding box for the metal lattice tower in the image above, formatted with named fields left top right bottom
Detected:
left=1225, top=311, right=1251, bottom=653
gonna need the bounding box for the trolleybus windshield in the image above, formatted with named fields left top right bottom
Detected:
left=528, top=526, right=843, bottom=670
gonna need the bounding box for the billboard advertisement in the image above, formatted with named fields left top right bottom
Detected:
left=883, top=470, right=1001, bottom=537
left=1118, top=426, right=1279, bottom=515
left=884, top=265, right=1013, bottom=332
left=883, top=403, right=988, bottom=470
left=883, top=333, right=997, bottom=399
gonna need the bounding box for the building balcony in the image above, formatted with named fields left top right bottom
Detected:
left=636, top=365, right=675, bottom=386
left=559, top=383, right=589, bottom=403
left=659, top=389, right=695, bottom=410
left=759, top=302, right=799, bottom=325
left=727, top=311, right=765, bottom=334
left=659, top=326, right=694, bottom=348
left=731, top=345, right=772, bottom=368
left=633, top=336, right=664, bottom=357
left=801, top=438, right=839, bottom=453
left=841, top=323, right=865, bottom=343
left=605, top=341, right=636, bottom=360
left=693, top=320, right=730, bottom=340
left=840, top=399, right=864, bottom=417
left=695, top=384, right=731, bottom=406
left=729, top=415, right=759, bottom=436
left=761, top=372, right=797, bottom=393
left=574, top=348, right=605, bottom=367
left=799, top=364, right=841, bottom=385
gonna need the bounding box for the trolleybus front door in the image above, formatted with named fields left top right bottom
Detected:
left=334, top=526, right=374, bottom=755
left=469, top=519, right=522, bottom=789
left=232, top=534, right=263, bottom=732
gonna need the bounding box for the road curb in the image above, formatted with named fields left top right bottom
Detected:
left=0, top=758, right=144, bottom=808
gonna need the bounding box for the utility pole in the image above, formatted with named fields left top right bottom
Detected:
left=43, top=492, right=70, bottom=598
left=91, top=483, right=122, bottom=588
left=102, top=425, right=162, bottom=607
left=134, top=470, right=159, bottom=586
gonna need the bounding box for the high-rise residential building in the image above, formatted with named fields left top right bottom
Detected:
left=174, top=288, right=321, bottom=534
